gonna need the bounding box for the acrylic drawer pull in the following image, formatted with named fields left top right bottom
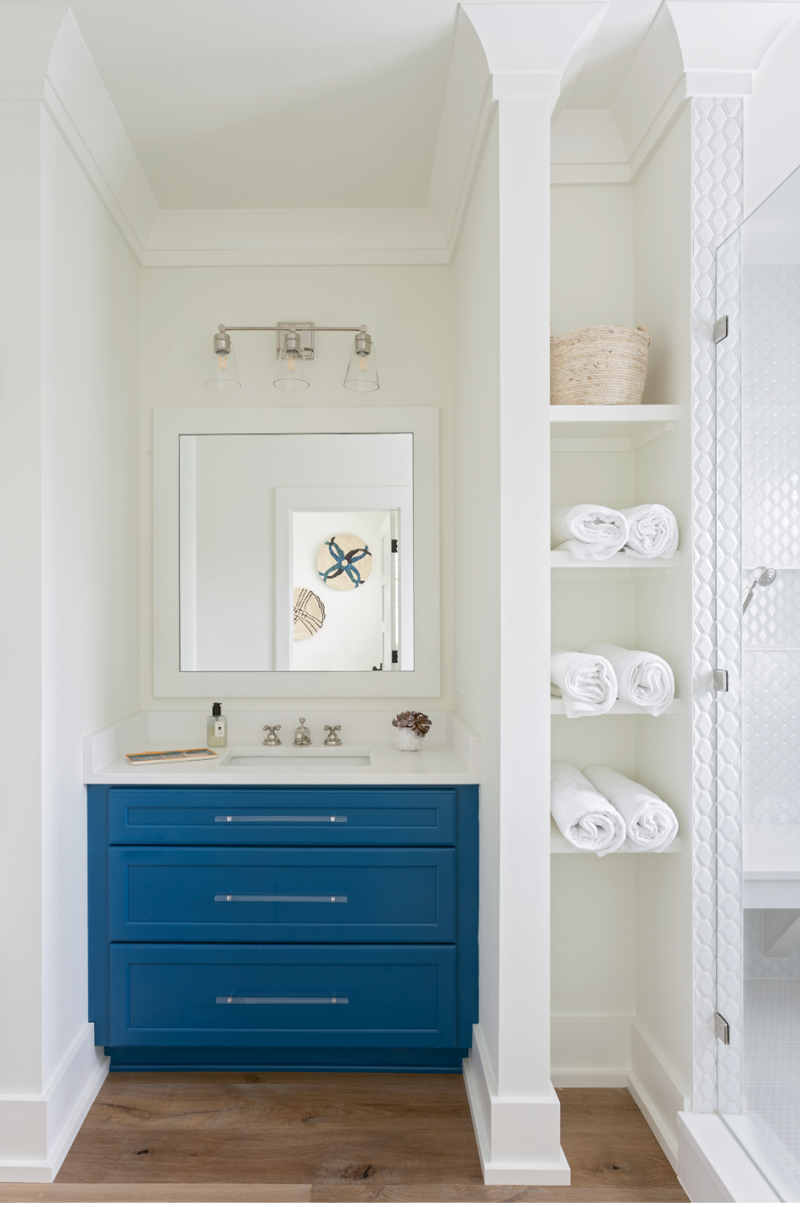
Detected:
left=214, top=894, right=347, bottom=903
left=214, top=814, right=347, bottom=824
left=215, top=995, right=349, bottom=1005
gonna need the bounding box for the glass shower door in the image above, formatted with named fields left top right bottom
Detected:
left=716, top=162, right=800, bottom=1201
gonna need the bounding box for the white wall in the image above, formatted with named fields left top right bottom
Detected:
left=0, top=102, right=140, bottom=1174
left=40, top=103, right=141, bottom=1073
left=140, top=264, right=454, bottom=710
left=632, top=105, right=694, bottom=1116
left=454, top=111, right=502, bottom=1068
left=551, top=184, right=633, bottom=336
left=548, top=108, right=695, bottom=1152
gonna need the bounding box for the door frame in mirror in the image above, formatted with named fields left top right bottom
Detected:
left=152, top=407, right=439, bottom=697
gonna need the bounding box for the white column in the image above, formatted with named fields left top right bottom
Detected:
left=456, top=3, right=605, bottom=1184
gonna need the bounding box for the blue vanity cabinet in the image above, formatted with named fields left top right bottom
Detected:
left=88, top=783, right=478, bottom=1072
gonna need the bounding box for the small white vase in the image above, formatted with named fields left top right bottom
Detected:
left=395, top=728, right=424, bottom=752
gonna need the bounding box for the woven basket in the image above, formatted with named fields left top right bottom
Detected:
left=551, top=324, right=650, bottom=406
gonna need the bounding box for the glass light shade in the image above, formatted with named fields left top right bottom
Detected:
left=343, top=332, right=379, bottom=392
left=274, top=331, right=309, bottom=391
left=205, top=332, right=241, bottom=391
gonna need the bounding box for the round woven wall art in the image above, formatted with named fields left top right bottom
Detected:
left=316, top=534, right=373, bottom=591
left=293, top=587, right=326, bottom=640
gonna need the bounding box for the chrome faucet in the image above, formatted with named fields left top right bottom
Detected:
left=262, top=724, right=281, bottom=746
left=323, top=724, right=342, bottom=746
left=293, top=717, right=312, bottom=746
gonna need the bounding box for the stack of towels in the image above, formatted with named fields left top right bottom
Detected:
left=551, top=762, right=679, bottom=854
left=552, top=644, right=675, bottom=717
left=551, top=503, right=679, bottom=561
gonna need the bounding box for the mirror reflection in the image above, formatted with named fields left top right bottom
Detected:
left=179, top=433, right=413, bottom=672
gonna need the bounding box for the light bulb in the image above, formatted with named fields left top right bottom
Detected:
left=206, top=329, right=240, bottom=390
left=344, top=329, right=379, bottom=392
left=274, top=330, right=309, bottom=390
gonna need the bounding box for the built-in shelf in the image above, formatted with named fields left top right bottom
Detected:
left=550, top=405, right=681, bottom=452
left=550, top=816, right=683, bottom=854
left=550, top=551, right=680, bottom=571
left=550, top=697, right=681, bottom=716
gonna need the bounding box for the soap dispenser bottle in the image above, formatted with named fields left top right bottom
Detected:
left=207, top=702, right=227, bottom=748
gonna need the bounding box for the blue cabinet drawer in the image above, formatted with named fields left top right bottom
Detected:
left=107, top=787, right=456, bottom=845
left=109, top=944, right=456, bottom=1048
left=109, top=847, right=455, bottom=943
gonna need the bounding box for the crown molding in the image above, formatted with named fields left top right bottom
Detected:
left=428, top=3, right=606, bottom=247
left=0, top=7, right=159, bottom=260
left=142, top=207, right=448, bottom=267
left=553, top=1, right=800, bottom=185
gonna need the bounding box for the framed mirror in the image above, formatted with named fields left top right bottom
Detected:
left=153, top=408, right=439, bottom=696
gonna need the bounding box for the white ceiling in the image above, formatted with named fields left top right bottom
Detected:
left=6, top=0, right=674, bottom=210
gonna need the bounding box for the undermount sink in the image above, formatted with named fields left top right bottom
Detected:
left=222, top=746, right=371, bottom=768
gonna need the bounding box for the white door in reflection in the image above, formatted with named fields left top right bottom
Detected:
left=179, top=432, right=413, bottom=672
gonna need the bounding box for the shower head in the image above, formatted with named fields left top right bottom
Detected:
left=742, top=566, right=777, bottom=613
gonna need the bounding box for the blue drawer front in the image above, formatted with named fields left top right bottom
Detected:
left=109, top=847, right=455, bottom=943
left=107, top=787, right=456, bottom=846
left=110, top=944, right=456, bottom=1048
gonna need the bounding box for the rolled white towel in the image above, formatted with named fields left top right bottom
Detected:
left=622, top=504, right=679, bottom=560
left=583, top=642, right=675, bottom=716
left=551, top=504, right=629, bottom=561
left=551, top=763, right=626, bottom=855
left=582, top=765, right=679, bottom=852
left=551, top=647, right=617, bottom=718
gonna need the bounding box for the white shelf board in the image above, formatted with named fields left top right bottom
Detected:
left=550, top=405, right=680, bottom=452
left=550, top=817, right=683, bottom=854
left=550, top=551, right=680, bottom=571
left=550, top=697, right=681, bottom=716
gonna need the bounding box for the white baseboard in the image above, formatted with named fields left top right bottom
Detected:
left=678, top=1111, right=780, bottom=1202
left=0, top=1025, right=108, bottom=1182
left=553, top=1071, right=629, bottom=1087
left=463, top=1025, right=570, bottom=1186
left=550, top=1016, right=690, bottom=1173
left=551, top=1016, right=632, bottom=1086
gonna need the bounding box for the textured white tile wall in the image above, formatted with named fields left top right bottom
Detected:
left=742, top=265, right=800, bottom=570
left=692, top=95, right=745, bottom=1115
left=715, top=215, right=746, bottom=1119
left=744, top=651, right=800, bottom=824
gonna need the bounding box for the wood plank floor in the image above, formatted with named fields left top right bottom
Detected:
left=1, top=1073, right=688, bottom=1203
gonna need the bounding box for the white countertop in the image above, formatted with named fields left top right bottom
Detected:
left=84, top=710, right=480, bottom=786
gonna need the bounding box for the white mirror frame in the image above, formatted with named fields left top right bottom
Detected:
left=153, top=407, right=440, bottom=697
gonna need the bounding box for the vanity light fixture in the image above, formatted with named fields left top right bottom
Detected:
left=205, top=321, right=379, bottom=393
left=205, top=328, right=241, bottom=391
left=274, top=327, right=308, bottom=391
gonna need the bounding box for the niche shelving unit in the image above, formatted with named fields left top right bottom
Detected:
left=549, top=405, right=685, bottom=857
left=549, top=401, right=684, bottom=837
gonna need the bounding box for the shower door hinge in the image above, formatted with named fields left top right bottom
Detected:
left=713, top=316, right=729, bottom=343
left=714, top=1011, right=731, bottom=1045
left=713, top=669, right=729, bottom=692
left=391, top=539, right=398, bottom=553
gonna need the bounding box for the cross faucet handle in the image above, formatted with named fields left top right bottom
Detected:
left=323, top=724, right=343, bottom=747
left=262, top=724, right=282, bottom=746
